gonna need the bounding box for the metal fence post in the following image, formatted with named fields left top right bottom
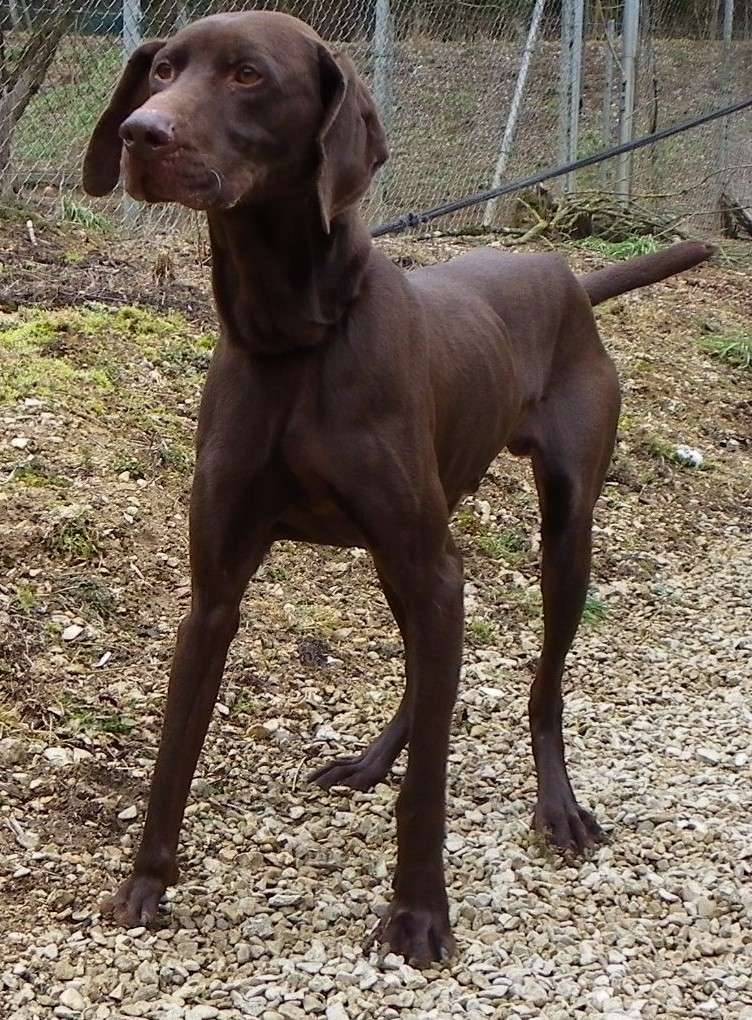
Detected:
left=568, top=0, right=584, bottom=193
left=616, top=0, right=640, bottom=203
left=724, top=0, right=736, bottom=45
left=373, top=0, right=393, bottom=220
left=482, top=0, right=546, bottom=227
left=717, top=0, right=735, bottom=223
left=602, top=18, right=615, bottom=187
left=558, top=0, right=573, bottom=191
left=122, top=0, right=142, bottom=56
left=558, top=0, right=584, bottom=195
left=122, top=0, right=142, bottom=224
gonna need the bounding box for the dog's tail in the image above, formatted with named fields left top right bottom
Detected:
left=579, top=240, right=716, bottom=307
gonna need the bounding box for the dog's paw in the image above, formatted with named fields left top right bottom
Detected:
left=100, top=873, right=169, bottom=928
left=532, top=795, right=607, bottom=855
left=309, top=753, right=393, bottom=792
left=366, top=902, right=456, bottom=968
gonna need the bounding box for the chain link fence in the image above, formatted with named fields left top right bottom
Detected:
left=0, top=0, right=750, bottom=238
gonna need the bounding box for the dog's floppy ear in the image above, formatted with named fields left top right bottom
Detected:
left=83, top=40, right=164, bottom=197
left=316, top=45, right=388, bottom=233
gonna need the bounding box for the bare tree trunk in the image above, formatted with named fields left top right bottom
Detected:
left=483, top=0, right=546, bottom=226
left=0, top=11, right=70, bottom=192
left=616, top=0, right=640, bottom=203
left=708, top=0, right=722, bottom=37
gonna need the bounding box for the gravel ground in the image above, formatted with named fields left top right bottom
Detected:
left=1, top=225, right=751, bottom=1019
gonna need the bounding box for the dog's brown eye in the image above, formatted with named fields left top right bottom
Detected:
left=154, top=61, right=174, bottom=82
left=235, top=65, right=261, bottom=86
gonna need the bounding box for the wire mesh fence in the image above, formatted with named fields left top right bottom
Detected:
left=0, top=0, right=750, bottom=238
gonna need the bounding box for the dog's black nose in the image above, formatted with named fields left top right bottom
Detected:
left=120, top=110, right=175, bottom=156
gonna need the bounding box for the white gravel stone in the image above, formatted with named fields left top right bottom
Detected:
left=59, top=987, right=86, bottom=1012
left=325, top=1004, right=349, bottom=1020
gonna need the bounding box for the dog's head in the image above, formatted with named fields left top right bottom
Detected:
left=82, top=12, right=388, bottom=231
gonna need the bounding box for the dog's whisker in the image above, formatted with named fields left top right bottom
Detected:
left=209, top=168, right=223, bottom=199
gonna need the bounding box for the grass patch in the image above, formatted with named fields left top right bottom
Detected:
left=291, top=603, right=343, bottom=638
left=14, top=44, right=122, bottom=165
left=582, top=593, right=608, bottom=625
left=641, top=434, right=708, bottom=470
left=61, top=699, right=135, bottom=737
left=11, top=585, right=39, bottom=614
left=113, top=455, right=149, bottom=480
left=643, top=434, right=676, bottom=462
left=476, top=528, right=527, bottom=561
left=154, top=441, right=193, bottom=474
left=698, top=330, right=752, bottom=370
left=10, top=457, right=70, bottom=488
left=55, top=576, right=114, bottom=621
left=575, top=235, right=661, bottom=260
left=505, top=586, right=542, bottom=617
left=59, top=195, right=111, bottom=233
left=45, top=513, right=103, bottom=563
left=454, top=509, right=479, bottom=535
left=0, top=699, right=23, bottom=736
left=467, top=618, right=496, bottom=645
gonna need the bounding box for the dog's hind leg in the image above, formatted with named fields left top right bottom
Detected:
left=310, top=574, right=410, bottom=791
left=524, top=352, right=620, bottom=853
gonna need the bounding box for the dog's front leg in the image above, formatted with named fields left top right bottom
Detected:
left=369, top=524, right=464, bottom=966
left=101, top=469, right=276, bottom=928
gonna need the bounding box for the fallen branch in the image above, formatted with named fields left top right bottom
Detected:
left=511, top=189, right=684, bottom=243
left=720, top=191, right=752, bottom=239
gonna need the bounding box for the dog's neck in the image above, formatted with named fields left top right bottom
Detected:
left=207, top=198, right=372, bottom=355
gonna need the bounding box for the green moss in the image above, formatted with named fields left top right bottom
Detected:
left=0, top=304, right=208, bottom=407
left=0, top=305, right=193, bottom=353
left=0, top=353, right=114, bottom=405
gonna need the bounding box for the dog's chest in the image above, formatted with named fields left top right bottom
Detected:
left=274, top=430, right=367, bottom=548
left=275, top=500, right=365, bottom=548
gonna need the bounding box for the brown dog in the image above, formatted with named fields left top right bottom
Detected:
left=83, top=11, right=714, bottom=964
